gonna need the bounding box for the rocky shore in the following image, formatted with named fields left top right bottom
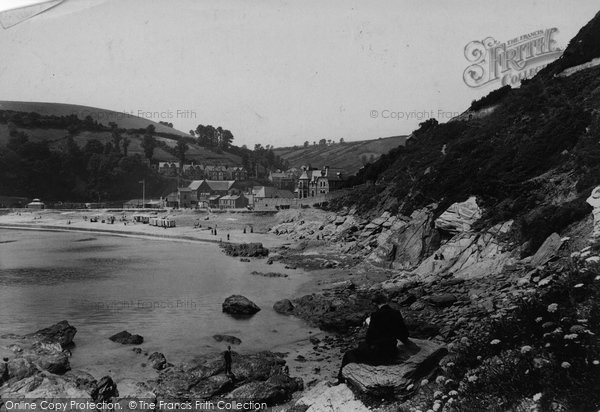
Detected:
left=2, top=191, right=600, bottom=411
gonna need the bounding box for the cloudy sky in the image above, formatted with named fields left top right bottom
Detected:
left=0, top=0, right=598, bottom=147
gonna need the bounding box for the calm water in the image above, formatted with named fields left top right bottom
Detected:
left=0, top=229, right=316, bottom=378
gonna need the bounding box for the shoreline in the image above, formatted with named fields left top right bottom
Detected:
left=0, top=212, right=342, bottom=393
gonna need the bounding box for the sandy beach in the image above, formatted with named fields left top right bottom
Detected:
left=0, top=209, right=289, bottom=248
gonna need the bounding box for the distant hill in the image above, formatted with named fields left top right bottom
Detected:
left=0, top=101, right=241, bottom=165
left=273, top=135, right=407, bottom=175
left=0, top=101, right=189, bottom=136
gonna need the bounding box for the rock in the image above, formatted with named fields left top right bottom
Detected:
left=250, top=271, right=288, bottom=278
left=150, top=351, right=297, bottom=405
left=91, top=376, right=119, bottom=401
left=295, top=381, right=370, bottom=412
left=7, top=358, right=37, bottom=381
left=213, top=335, right=242, bottom=345
left=0, top=361, right=7, bottom=384
left=26, top=320, right=77, bottom=348
left=0, top=374, right=92, bottom=400
left=109, top=331, right=144, bottom=345
left=148, top=352, right=167, bottom=370
left=25, top=347, right=71, bottom=374
left=222, top=295, right=261, bottom=316
left=227, top=374, right=303, bottom=405
left=428, top=293, right=457, bottom=308
left=414, top=220, right=514, bottom=280
left=63, top=370, right=98, bottom=395
left=273, top=299, right=295, bottom=314
left=529, top=233, right=564, bottom=267
left=368, top=208, right=439, bottom=269
left=341, top=339, right=448, bottom=396
left=587, top=186, right=600, bottom=238
left=221, top=242, right=269, bottom=257
left=435, top=196, right=482, bottom=233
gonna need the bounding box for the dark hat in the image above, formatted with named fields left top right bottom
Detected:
left=371, top=291, right=388, bottom=305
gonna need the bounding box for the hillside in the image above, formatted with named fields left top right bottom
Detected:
left=0, top=103, right=241, bottom=166
left=332, top=11, right=600, bottom=258
left=273, top=135, right=406, bottom=175
left=0, top=101, right=189, bottom=137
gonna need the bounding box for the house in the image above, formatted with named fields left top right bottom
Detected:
left=182, top=163, right=205, bottom=179
left=124, top=199, right=164, bottom=209
left=179, top=180, right=245, bottom=208
left=230, top=166, right=248, bottom=181
left=268, top=170, right=299, bottom=190
left=158, top=162, right=180, bottom=176
left=26, top=198, right=45, bottom=209
left=219, top=194, right=249, bottom=209
left=296, top=166, right=347, bottom=198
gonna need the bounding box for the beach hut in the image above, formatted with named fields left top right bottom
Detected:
left=26, top=199, right=45, bottom=209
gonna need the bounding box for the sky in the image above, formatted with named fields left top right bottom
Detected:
left=0, top=0, right=599, bottom=147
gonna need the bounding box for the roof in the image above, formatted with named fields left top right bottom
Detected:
left=208, top=195, right=221, bottom=200
left=188, top=180, right=236, bottom=191
left=220, top=195, right=240, bottom=200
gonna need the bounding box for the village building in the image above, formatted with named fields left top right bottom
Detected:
left=179, top=180, right=245, bottom=208
left=218, top=194, right=249, bottom=209
left=296, top=166, right=347, bottom=198
left=268, top=169, right=299, bottom=191
left=158, top=161, right=180, bottom=176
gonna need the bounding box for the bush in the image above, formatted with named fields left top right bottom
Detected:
left=446, top=262, right=600, bottom=411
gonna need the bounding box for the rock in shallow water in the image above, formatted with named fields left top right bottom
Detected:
left=109, top=331, right=144, bottom=345
left=222, top=295, right=261, bottom=315
left=213, top=334, right=242, bottom=345
left=26, top=320, right=77, bottom=348
left=273, top=299, right=294, bottom=314
left=148, top=352, right=167, bottom=370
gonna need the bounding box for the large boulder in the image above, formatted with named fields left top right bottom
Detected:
left=529, top=232, right=564, bottom=267
left=26, top=320, right=77, bottom=348
left=109, top=331, right=144, bottom=345
left=295, top=381, right=370, bottom=412
left=413, top=220, right=514, bottom=280
left=341, top=339, right=447, bottom=396
left=222, top=295, right=261, bottom=316
left=221, top=243, right=269, bottom=257
left=23, top=345, right=71, bottom=374
left=587, top=186, right=600, bottom=238
left=435, top=196, right=482, bottom=233
left=368, top=208, right=439, bottom=270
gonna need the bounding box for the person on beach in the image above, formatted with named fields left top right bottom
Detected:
left=337, top=292, right=412, bottom=382
left=224, top=346, right=233, bottom=377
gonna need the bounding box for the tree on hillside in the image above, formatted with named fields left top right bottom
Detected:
left=141, top=134, right=157, bottom=161
left=340, top=138, right=345, bottom=144
left=304, top=141, right=309, bottom=147
left=319, top=138, right=327, bottom=145
left=111, top=127, right=122, bottom=154
left=189, top=130, right=195, bottom=137
left=122, top=136, right=131, bottom=157
left=174, top=139, right=189, bottom=165
left=220, top=129, right=234, bottom=149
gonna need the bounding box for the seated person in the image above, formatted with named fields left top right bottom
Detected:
left=338, top=293, right=411, bottom=382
